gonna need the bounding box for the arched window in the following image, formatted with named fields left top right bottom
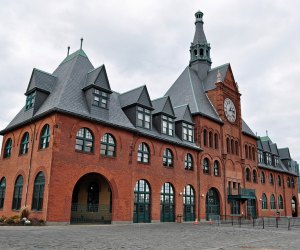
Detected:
left=291, top=178, right=295, bottom=188
left=231, top=139, right=234, bottom=154
left=0, top=177, right=6, bottom=209
left=184, top=154, right=193, bottom=170
left=261, top=171, right=265, bottom=184
left=20, top=132, right=29, bottom=155
left=200, top=48, right=204, bottom=56
left=134, top=179, right=151, bottom=223
left=226, top=138, right=230, bottom=154
left=12, top=175, right=23, bottom=210
left=262, top=193, right=267, bottom=209
left=214, top=133, right=218, bottom=149
left=39, top=124, right=50, bottom=149
left=252, top=170, right=257, bottom=183
left=194, top=49, right=197, bottom=56
left=213, top=161, right=220, bottom=176
left=203, top=129, right=207, bottom=147
left=278, top=195, right=284, bottom=209
left=32, top=172, right=45, bottom=211
left=137, top=143, right=150, bottom=163
left=101, top=133, right=116, bottom=157
left=160, top=182, right=175, bottom=222
left=249, top=146, right=252, bottom=160
left=235, top=141, right=239, bottom=155
left=287, top=177, right=291, bottom=187
left=203, top=158, right=210, bottom=174
left=252, top=147, right=255, bottom=161
left=75, top=128, right=93, bottom=152
left=209, top=132, right=213, bottom=148
left=270, top=173, right=274, bottom=185
left=277, top=175, right=281, bottom=186
left=4, top=138, right=12, bottom=158
left=163, top=148, right=173, bottom=167
left=270, top=194, right=276, bottom=209
left=245, top=145, right=248, bottom=159
left=183, top=185, right=195, bottom=221
left=246, top=168, right=251, bottom=182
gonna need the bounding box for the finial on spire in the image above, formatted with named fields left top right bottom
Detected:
left=67, top=46, right=70, bottom=56
left=195, top=10, right=204, bottom=24
left=216, top=70, right=222, bottom=82
left=80, top=38, right=83, bottom=49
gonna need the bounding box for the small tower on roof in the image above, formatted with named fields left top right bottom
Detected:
left=189, top=11, right=212, bottom=80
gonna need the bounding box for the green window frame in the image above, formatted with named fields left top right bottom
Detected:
left=261, top=171, right=265, bottom=184
left=162, top=115, right=174, bottom=136
left=277, top=175, right=281, bottom=186
left=270, top=194, right=276, bottom=209
left=137, top=106, right=151, bottom=129
left=269, top=173, right=274, bottom=185
left=183, top=185, right=195, bottom=221
left=213, top=161, right=220, bottom=176
left=160, top=182, right=175, bottom=222
left=39, top=124, right=50, bottom=149
left=262, top=193, right=267, bottom=209
left=101, top=133, right=116, bottom=157
left=12, top=175, right=23, bottom=210
left=203, top=158, right=210, bottom=174
left=134, top=179, right=151, bottom=223
left=287, top=177, right=291, bottom=188
left=4, top=138, right=12, bottom=158
left=32, top=172, right=45, bottom=211
left=278, top=195, right=284, bottom=209
left=184, top=154, right=193, bottom=170
left=25, top=91, right=35, bottom=110
left=163, top=148, right=173, bottom=167
left=252, top=170, right=257, bottom=183
left=291, top=178, right=295, bottom=188
left=137, top=143, right=150, bottom=163
left=0, top=177, right=6, bottom=209
left=93, top=89, right=109, bottom=108
left=258, top=150, right=263, bottom=163
left=246, top=168, right=251, bottom=182
left=75, top=128, right=94, bottom=153
left=20, top=132, right=29, bottom=155
left=183, top=123, right=193, bottom=142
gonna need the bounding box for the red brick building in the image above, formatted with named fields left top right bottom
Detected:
left=0, top=11, right=298, bottom=224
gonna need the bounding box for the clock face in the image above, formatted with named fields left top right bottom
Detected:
left=224, top=98, right=236, bottom=123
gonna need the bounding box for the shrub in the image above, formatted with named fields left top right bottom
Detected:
left=4, top=217, right=14, bottom=225
left=20, top=206, right=30, bottom=219
left=0, top=216, right=7, bottom=223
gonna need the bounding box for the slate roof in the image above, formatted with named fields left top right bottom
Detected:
left=203, top=63, right=229, bottom=91
left=26, top=68, right=57, bottom=94
left=173, top=105, right=194, bottom=124
left=242, top=120, right=257, bottom=139
left=152, top=96, right=175, bottom=117
left=278, top=148, right=291, bottom=160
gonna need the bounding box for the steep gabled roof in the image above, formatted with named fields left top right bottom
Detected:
left=242, top=120, right=257, bottom=139
left=203, top=63, right=229, bottom=91
left=82, top=65, right=111, bottom=92
left=278, top=148, right=291, bottom=160
left=119, top=85, right=152, bottom=109
left=26, top=68, right=57, bottom=94
left=152, top=96, right=175, bottom=117
left=173, top=104, right=194, bottom=124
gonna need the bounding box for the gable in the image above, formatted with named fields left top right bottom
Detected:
left=182, top=106, right=193, bottom=124
left=94, top=66, right=111, bottom=91
left=162, top=97, right=175, bottom=117
left=223, top=65, right=238, bottom=92
left=137, top=87, right=152, bottom=108
left=26, top=68, right=56, bottom=94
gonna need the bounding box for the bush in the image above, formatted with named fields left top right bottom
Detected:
left=0, top=216, right=7, bottom=223
left=4, top=217, right=14, bottom=225
left=20, top=206, right=30, bottom=219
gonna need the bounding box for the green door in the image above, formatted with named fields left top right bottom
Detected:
left=206, top=188, right=220, bottom=221
left=160, top=183, right=175, bottom=222
left=134, top=180, right=151, bottom=223
left=247, top=199, right=257, bottom=219
left=183, top=185, right=195, bottom=221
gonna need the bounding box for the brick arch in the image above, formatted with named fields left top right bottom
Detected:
left=69, top=121, right=98, bottom=139
left=35, top=117, right=56, bottom=140
left=13, top=169, right=27, bottom=185
left=16, top=128, right=32, bottom=147
left=158, top=144, right=178, bottom=160
left=31, top=166, right=48, bottom=184
left=133, top=138, right=156, bottom=156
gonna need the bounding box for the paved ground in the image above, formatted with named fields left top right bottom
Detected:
left=0, top=223, right=299, bottom=249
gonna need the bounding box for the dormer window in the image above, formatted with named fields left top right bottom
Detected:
left=183, top=123, right=194, bottom=142
left=137, top=106, right=151, bottom=129
left=258, top=150, right=263, bottom=163
left=274, top=156, right=279, bottom=167
left=25, top=91, right=35, bottom=110
left=265, top=153, right=272, bottom=165
left=93, top=89, right=108, bottom=108
left=162, top=115, right=174, bottom=136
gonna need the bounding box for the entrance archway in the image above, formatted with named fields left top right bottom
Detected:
left=292, top=197, right=298, bottom=217
left=160, top=182, right=175, bottom=222
left=206, top=188, right=220, bottom=220
left=247, top=198, right=257, bottom=219
left=71, top=173, right=112, bottom=223
left=133, top=179, right=151, bottom=223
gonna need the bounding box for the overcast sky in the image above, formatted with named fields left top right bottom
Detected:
left=0, top=0, right=299, bottom=162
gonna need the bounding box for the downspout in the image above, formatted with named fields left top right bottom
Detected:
left=25, top=123, right=36, bottom=206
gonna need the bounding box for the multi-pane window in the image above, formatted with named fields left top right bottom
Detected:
left=274, top=156, right=279, bottom=167
left=20, top=132, right=29, bottom=155
left=270, top=194, right=276, bottom=209
left=32, top=172, right=45, bottom=211
left=183, top=123, right=193, bottom=142
left=213, top=161, right=220, bottom=176
left=287, top=177, right=291, bottom=188
left=262, top=193, right=267, bottom=209
left=184, top=154, right=193, bottom=170
left=261, top=171, right=265, bottom=184
left=25, top=91, right=35, bottom=110
left=246, top=168, right=251, bottom=182
left=12, top=175, right=23, bottom=210
left=137, top=107, right=151, bottom=129
left=277, top=175, right=281, bottom=186
left=0, top=177, right=6, bottom=209
left=203, top=158, right=210, bottom=174
left=269, top=173, right=274, bottom=185
left=4, top=138, right=12, bottom=158
left=278, top=195, right=284, bottom=209
left=266, top=153, right=272, bottom=165
left=137, top=143, right=150, bottom=163
left=163, top=148, right=173, bottom=167
left=258, top=150, right=263, bottom=163
left=93, top=89, right=109, bottom=108
left=252, top=170, right=257, bottom=183
left=75, top=128, right=94, bottom=153
left=101, top=134, right=116, bottom=157
left=39, top=124, right=50, bottom=149
left=162, top=116, right=174, bottom=136
left=291, top=178, right=295, bottom=188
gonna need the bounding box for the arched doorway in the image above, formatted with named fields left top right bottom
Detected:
left=133, top=179, right=151, bottom=223
left=183, top=185, right=195, bottom=221
left=70, top=173, right=112, bottom=224
left=160, top=182, right=175, bottom=222
left=206, top=188, right=220, bottom=221
left=247, top=198, right=257, bottom=219
left=292, top=197, right=298, bottom=217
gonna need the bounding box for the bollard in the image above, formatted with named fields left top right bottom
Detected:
left=288, top=217, right=291, bottom=231
left=262, top=217, right=265, bottom=229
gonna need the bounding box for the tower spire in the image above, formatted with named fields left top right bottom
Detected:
left=189, top=11, right=212, bottom=80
